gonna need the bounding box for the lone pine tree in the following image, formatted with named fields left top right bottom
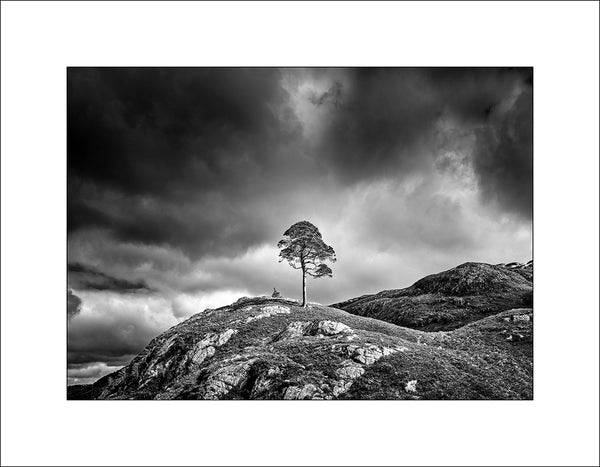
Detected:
left=277, top=221, right=336, bottom=307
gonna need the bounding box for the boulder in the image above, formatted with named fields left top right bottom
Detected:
left=201, top=359, right=256, bottom=399
left=274, top=320, right=354, bottom=341
left=275, top=321, right=312, bottom=340
left=189, top=329, right=237, bottom=366
left=245, top=305, right=291, bottom=323
left=335, top=360, right=365, bottom=380
left=283, top=383, right=323, bottom=400
left=250, top=366, right=283, bottom=398
left=312, top=320, right=353, bottom=336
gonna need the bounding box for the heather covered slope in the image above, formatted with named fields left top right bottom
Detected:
left=345, top=308, right=533, bottom=399
left=331, top=261, right=532, bottom=331
left=68, top=295, right=532, bottom=400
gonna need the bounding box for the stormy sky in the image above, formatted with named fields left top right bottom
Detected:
left=67, top=67, right=532, bottom=385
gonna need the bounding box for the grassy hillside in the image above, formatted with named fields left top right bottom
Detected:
left=343, top=308, right=533, bottom=399
left=331, top=262, right=533, bottom=331
left=68, top=295, right=532, bottom=400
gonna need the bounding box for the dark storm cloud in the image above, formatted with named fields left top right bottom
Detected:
left=68, top=262, right=152, bottom=292
left=67, top=289, right=82, bottom=319
left=68, top=68, right=310, bottom=257
left=68, top=68, right=294, bottom=197
left=472, top=87, right=533, bottom=218
left=68, top=68, right=532, bottom=260
left=311, top=68, right=532, bottom=211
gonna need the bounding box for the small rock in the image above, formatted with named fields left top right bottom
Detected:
left=335, top=360, right=365, bottom=380
left=405, top=380, right=418, bottom=393
left=246, top=305, right=291, bottom=323
left=506, top=333, right=527, bottom=342
left=283, top=383, right=323, bottom=400
left=276, top=321, right=312, bottom=340
left=192, top=346, right=216, bottom=365
left=215, top=329, right=236, bottom=345
left=332, top=380, right=354, bottom=397
left=283, top=386, right=301, bottom=400
left=276, top=320, right=355, bottom=341
left=314, top=320, right=353, bottom=336
left=332, top=360, right=367, bottom=397
left=142, top=335, right=178, bottom=378
left=250, top=366, right=285, bottom=398
left=346, top=344, right=383, bottom=364
left=202, top=359, right=255, bottom=399
left=190, top=329, right=237, bottom=365
left=335, top=343, right=405, bottom=365
left=512, top=314, right=531, bottom=322
left=298, top=384, right=320, bottom=399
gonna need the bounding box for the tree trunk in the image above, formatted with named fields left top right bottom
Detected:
left=301, top=267, right=307, bottom=307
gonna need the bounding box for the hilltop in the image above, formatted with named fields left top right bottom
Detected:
left=331, top=261, right=532, bottom=331
left=68, top=293, right=532, bottom=400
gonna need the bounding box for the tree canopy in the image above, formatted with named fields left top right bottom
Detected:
left=278, top=221, right=336, bottom=306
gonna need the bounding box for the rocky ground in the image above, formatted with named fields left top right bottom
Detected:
left=68, top=262, right=533, bottom=400
left=331, top=261, right=532, bottom=331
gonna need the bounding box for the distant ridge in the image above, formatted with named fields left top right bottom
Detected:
left=331, top=261, right=533, bottom=331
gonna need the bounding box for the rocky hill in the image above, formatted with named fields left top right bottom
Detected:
left=331, top=261, right=532, bottom=331
left=68, top=293, right=533, bottom=400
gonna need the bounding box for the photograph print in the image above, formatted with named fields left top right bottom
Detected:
left=67, top=67, right=533, bottom=400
